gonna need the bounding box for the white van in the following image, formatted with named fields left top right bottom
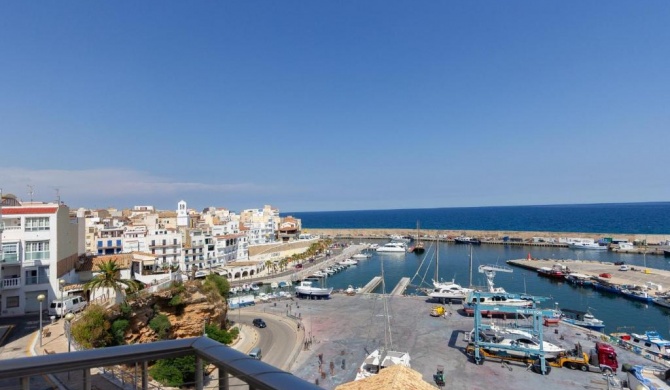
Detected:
left=48, top=296, right=87, bottom=316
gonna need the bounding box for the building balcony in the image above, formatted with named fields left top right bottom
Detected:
left=2, top=277, right=21, bottom=290
left=1, top=254, right=20, bottom=264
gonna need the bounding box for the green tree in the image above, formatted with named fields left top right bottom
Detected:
left=149, top=313, right=172, bottom=340
left=84, top=260, right=141, bottom=304
left=150, top=356, right=196, bottom=387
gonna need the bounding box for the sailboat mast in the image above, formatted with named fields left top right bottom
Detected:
left=435, top=235, right=439, bottom=282
left=468, top=244, right=473, bottom=288
left=381, top=259, right=392, bottom=350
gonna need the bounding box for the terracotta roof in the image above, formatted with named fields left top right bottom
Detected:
left=91, top=254, right=133, bottom=269
left=335, top=365, right=437, bottom=390
left=2, top=206, right=58, bottom=215
left=215, top=233, right=245, bottom=239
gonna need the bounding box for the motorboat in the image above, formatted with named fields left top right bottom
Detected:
left=560, top=309, right=605, bottom=332
left=429, top=281, right=473, bottom=301
left=625, top=365, right=670, bottom=390
left=464, top=291, right=538, bottom=308
left=611, top=330, right=670, bottom=359
left=338, top=258, right=359, bottom=266
left=368, top=243, right=379, bottom=250
left=565, top=273, right=593, bottom=286
left=352, top=253, right=371, bottom=259
left=294, top=280, right=333, bottom=299
left=249, top=283, right=260, bottom=292
left=568, top=242, right=607, bottom=250
left=270, top=282, right=278, bottom=289
left=310, top=271, right=327, bottom=278
left=345, top=285, right=356, bottom=296
left=278, top=280, right=290, bottom=289
left=389, top=234, right=412, bottom=243
left=653, top=295, right=670, bottom=309
left=454, top=236, right=481, bottom=245
left=376, top=242, right=407, bottom=253
left=471, top=324, right=565, bottom=359
left=355, top=349, right=411, bottom=381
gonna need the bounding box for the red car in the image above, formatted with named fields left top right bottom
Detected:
left=599, top=273, right=612, bottom=278
left=295, top=264, right=303, bottom=269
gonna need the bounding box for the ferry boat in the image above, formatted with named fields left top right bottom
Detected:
left=611, top=330, right=670, bottom=359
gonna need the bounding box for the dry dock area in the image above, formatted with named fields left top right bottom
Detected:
left=254, top=294, right=660, bottom=390
left=508, top=258, right=670, bottom=290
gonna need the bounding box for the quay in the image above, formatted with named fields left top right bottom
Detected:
left=359, top=276, right=382, bottom=294
left=390, top=277, right=411, bottom=296
left=507, top=258, right=670, bottom=291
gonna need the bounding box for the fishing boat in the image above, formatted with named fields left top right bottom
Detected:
left=559, top=309, right=605, bottom=332
left=536, top=264, right=567, bottom=280
left=653, top=294, right=670, bottom=309
left=625, top=365, right=670, bottom=390
left=565, top=273, right=593, bottom=286
left=355, top=260, right=410, bottom=381
left=591, top=278, right=622, bottom=295
left=620, top=285, right=654, bottom=302
left=611, top=330, right=670, bottom=359
left=454, top=236, right=481, bottom=245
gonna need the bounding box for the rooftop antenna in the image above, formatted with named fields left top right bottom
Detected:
left=54, top=187, right=61, bottom=204
left=27, top=185, right=34, bottom=203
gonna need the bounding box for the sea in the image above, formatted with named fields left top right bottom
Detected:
left=286, top=202, right=670, bottom=337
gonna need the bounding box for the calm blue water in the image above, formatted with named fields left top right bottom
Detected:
left=288, top=202, right=670, bottom=337
left=288, top=202, right=670, bottom=234
left=311, top=241, right=670, bottom=337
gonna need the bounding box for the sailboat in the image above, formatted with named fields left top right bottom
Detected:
left=355, top=260, right=411, bottom=380
left=409, top=220, right=425, bottom=254
left=429, top=237, right=473, bottom=301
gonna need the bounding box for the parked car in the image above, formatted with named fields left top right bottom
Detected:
left=252, top=318, right=267, bottom=328
left=295, top=263, right=303, bottom=269
left=619, top=265, right=629, bottom=271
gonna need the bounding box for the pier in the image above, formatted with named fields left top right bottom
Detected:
left=507, top=258, right=670, bottom=292
left=390, top=277, right=410, bottom=296
left=359, top=276, right=382, bottom=294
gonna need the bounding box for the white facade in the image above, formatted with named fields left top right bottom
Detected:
left=177, top=200, right=189, bottom=228
left=0, top=198, right=82, bottom=317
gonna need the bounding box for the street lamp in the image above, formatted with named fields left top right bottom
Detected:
left=64, top=312, right=75, bottom=353
left=37, top=294, right=46, bottom=347
left=58, top=279, right=65, bottom=318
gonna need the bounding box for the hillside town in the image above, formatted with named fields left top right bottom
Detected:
left=0, top=192, right=313, bottom=318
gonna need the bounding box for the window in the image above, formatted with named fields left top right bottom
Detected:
left=25, top=266, right=49, bottom=285
left=107, top=240, right=112, bottom=247
left=24, top=217, right=50, bottom=231
left=116, top=240, right=121, bottom=247
left=6, top=296, right=19, bottom=308
left=1, top=243, right=19, bottom=263
left=25, top=241, right=50, bottom=261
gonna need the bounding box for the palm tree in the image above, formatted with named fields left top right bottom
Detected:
left=264, top=260, right=273, bottom=274
left=84, top=260, right=141, bottom=304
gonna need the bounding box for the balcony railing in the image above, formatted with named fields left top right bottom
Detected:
left=0, top=337, right=321, bottom=390
left=2, top=277, right=21, bottom=289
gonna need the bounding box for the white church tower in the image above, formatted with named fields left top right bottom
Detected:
left=177, top=200, right=189, bottom=228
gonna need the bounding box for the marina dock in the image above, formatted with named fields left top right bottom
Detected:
left=359, top=276, right=382, bottom=294
left=507, top=258, right=670, bottom=291
left=390, top=277, right=410, bottom=296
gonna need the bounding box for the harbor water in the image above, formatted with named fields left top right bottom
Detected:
left=316, top=240, right=670, bottom=337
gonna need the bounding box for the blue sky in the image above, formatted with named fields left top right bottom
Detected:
left=1, top=1, right=669, bottom=213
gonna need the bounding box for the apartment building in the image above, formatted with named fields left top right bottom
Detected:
left=0, top=194, right=82, bottom=317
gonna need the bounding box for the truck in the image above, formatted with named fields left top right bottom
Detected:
left=465, top=342, right=618, bottom=375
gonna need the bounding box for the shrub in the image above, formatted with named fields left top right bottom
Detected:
left=205, top=324, right=239, bottom=345
left=70, top=305, right=112, bottom=348
left=150, top=357, right=191, bottom=387
left=119, top=302, right=132, bottom=318
left=203, top=274, right=229, bottom=297
left=149, top=314, right=171, bottom=340
left=111, top=319, right=129, bottom=345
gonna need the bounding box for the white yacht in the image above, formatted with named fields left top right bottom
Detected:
left=389, top=234, right=411, bottom=243
left=352, top=253, right=372, bottom=259
left=429, top=280, right=473, bottom=301
left=338, top=258, right=359, bottom=266
left=472, top=324, right=565, bottom=359
left=376, top=242, right=407, bottom=253
left=568, top=242, right=607, bottom=250
left=294, top=280, right=333, bottom=298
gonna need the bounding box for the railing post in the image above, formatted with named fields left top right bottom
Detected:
left=83, top=368, right=91, bottom=390
left=142, top=361, right=148, bottom=390
left=195, top=356, right=203, bottom=390
left=217, top=366, right=229, bottom=390
left=20, top=376, right=29, bottom=390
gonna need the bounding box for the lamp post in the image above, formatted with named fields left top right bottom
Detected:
left=37, top=294, right=46, bottom=347
left=64, top=312, right=74, bottom=381
left=58, top=279, right=65, bottom=318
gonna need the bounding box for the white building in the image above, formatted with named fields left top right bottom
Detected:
left=0, top=194, right=83, bottom=317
